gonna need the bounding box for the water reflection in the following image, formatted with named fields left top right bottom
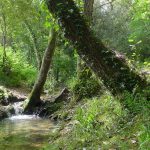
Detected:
left=0, top=115, right=54, bottom=150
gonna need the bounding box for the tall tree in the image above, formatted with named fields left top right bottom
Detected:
left=77, top=0, right=94, bottom=75
left=24, top=21, right=42, bottom=70
left=84, top=0, right=94, bottom=24
left=0, top=4, right=7, bottom=66
left=93, top=0, right=130, bottom=54
left=46, top=0, right=147, bottom=95
left=24, top=29, right=57, bottom=113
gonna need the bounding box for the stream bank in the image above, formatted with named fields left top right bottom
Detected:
left=0, top=86, right=62, bottom=150
left=0, top=86, right=72, bottom=149
left=0, top=86, right=26, bottom=121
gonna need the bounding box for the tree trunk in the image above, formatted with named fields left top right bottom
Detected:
left=77, top=0, right=94, bottom=75
left=24, top=21, right=42, bottom=70
left=83, top=0, right=94, bottom=24
left=24, top=29, right=57, bottom=113
left=1, top=12, right=7, bottom=65
left=46, top=0, right=147, bottom=95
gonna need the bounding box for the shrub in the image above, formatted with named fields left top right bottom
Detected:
left=68, top=68, right=103, bottom=100
left=0, top=46, right=37, bottom=87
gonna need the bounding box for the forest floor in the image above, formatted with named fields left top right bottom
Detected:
left=42, top=92, right=150, bottom=150
left=0, top=62, right=149, bottom=149
left=0, top=84, right=149, bottom=150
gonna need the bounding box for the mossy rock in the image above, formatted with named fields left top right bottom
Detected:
left=0, top=105, right=8, bottom=121
left=39, top=102, right=63, bottom=117
left=0, top=105, right=15, bottom=121
left=73, top=68, right=103, bottom=100
left=0, top=86, right=25, bottom=106
left=0, top=87, right=6, bottom=105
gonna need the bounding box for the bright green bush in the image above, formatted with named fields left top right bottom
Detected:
left=0, top=46, right=37, bottom=87
left=129, top=0, right=150, bottom=60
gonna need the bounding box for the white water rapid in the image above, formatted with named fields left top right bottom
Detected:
left=10, top=102, right=39, bottom=120
left=13, top=102, right=24, bottom=115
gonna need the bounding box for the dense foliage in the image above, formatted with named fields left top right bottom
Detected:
left=0, top=0, right=149, bottom=149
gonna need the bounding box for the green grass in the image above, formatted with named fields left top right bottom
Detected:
left=43, top=91, right=150, bottom=150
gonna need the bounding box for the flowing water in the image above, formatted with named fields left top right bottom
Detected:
left=0, top=102, right=55, bottom=150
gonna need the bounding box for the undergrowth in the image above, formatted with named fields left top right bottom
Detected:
left=67, top=67, right=103, bottom=100
left=0, top=47, right=37, bottom=87
left=43, top=91, right=150, bottom=150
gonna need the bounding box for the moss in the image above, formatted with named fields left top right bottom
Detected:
left=73, top=67, right=102, bottom=100
left=45, top=102, right=63, bottom=115
left=0, top=105, right=8, bottom=120
left=38, top=101, right=64, bottom=117
left=47, top=0, right=147, bottom=96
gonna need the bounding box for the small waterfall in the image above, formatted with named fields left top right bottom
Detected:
left=12, top=102, right=24, bottom=115
left=10, top=102, right=39, bottom=120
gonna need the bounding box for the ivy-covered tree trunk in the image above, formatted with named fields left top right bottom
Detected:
left=77, top=0, right=94, bottom=75
left=46, top=0, right=146, bottom=95
left=24, top=29, right=57, bottom=113
left=84, top=0, right=94, bottom=24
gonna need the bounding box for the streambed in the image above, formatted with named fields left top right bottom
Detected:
left=0, top=115, right=55, bottom=150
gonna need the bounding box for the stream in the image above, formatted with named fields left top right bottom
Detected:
left=0, top=102, right=55, bottom=150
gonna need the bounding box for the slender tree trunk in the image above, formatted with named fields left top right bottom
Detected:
left=46, top=0, right=147, bottom=95
left=24, top=21, right=42, bottom=70
left=2, top=31, right=6, bottom=65
left=24, top=29, right=57, bottom=113
left=1, top=12, right=7, bottom=65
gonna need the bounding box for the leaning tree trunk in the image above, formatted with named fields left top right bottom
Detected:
left=24, top=29, right=57, bottom=113
left=83, top=0, right=94, bottom=24
left=46, top=0, right=147, bottom=95
left=77, top=0, right=94, bottom=75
